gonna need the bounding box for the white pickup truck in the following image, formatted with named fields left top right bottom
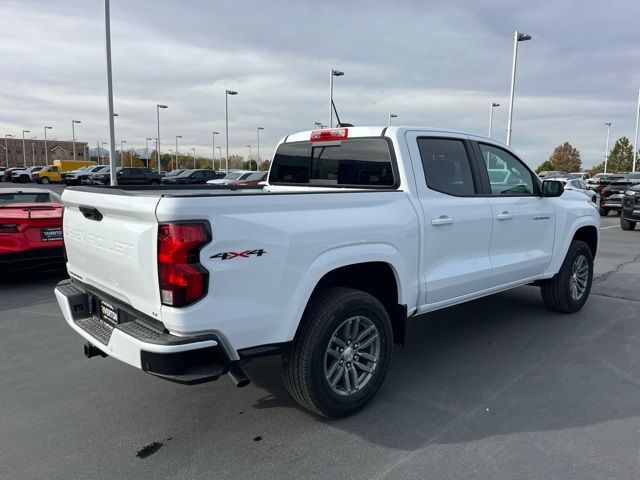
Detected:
left=55, top=127, right=600, bottom=417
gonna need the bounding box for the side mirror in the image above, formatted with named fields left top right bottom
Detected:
left=542, top=180, right=564, bottom=197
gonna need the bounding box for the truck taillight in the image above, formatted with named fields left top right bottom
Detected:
left=310, top=128, right=348, bottom=142
left=157, top=222, right=211, bottom=307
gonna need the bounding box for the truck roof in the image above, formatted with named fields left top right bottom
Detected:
left=282, top=126, right=508, bottom=148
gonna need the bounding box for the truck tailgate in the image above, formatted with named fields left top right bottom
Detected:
left=62, top=188, right=162, bottom=320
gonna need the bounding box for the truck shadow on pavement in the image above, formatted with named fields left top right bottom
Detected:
left=0, top=267, right=68, bottom=311
left=244, top=284, right=640, bottom=450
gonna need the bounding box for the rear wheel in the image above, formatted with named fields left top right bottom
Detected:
left=541, top=240, right=593, bottom=313
left=599, top=207, right=608, bottom=216
left=40, top=176, right=50, bottom=184
left=282, top=287, right=393, bottom=418
left=621, top=217, right=637, bottom=230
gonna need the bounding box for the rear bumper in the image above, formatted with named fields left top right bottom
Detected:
left=55, top=279, right=234, bottom=384
left=0, top=247, right=64, bottom=272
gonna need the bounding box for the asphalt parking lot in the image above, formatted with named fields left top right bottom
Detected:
left=2, top=186, right=640, bottom=479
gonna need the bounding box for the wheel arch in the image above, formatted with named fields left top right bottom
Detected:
left=287, top=244, right=411, bottom=346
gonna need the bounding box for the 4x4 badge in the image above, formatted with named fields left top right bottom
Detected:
left=210, top=249, right=267, bottom=260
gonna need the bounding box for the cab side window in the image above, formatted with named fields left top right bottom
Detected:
left=417, top=138, right=476, bottom=195
left=479, top=144, right=535, bottom=195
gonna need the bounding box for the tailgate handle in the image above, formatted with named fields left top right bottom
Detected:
left=79, top=206, right=103, bottom=221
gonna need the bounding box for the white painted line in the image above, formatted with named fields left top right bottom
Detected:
left=600, top=225, right=619, bottom=230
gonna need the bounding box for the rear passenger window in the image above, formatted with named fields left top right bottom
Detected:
left=270, top=138, right=395, bottom=187
left=417, top=138, right=476, bottom=195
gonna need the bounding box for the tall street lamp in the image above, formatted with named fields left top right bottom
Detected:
left=22, top=130, right=30, bottom=167
left=120, top=140, right=126, bottom=167
left=633, top=89, right=639, bottom=172
left=489, top=102, right=500, bottom=138
left=156, top=104, right=168, bottom=173
left=388, top=114, right=397, bottom=126
left=4, top=134, right=13, bottom=168
left=217, top=146, right=222, bottom=167
left=330, top=69, right=344, bottom=128
left=225, top=89, right=238, bottom=173
left=246, top=144, right=252, bottom=170
left=604, top=122, right=612, bottom=173
left=71, top=120, right=81, bottom=160
left=175, top=135, right=182, bottom=170
left=144, top=137, right=153, bottom=167
left=506, top=31, right=532, bottom=146
left=257, top=127, right=264, bottom=171
left=212, top=131, right=219, bottom=170
left=191, top=147, right=196, bottom=168
left=30, top=137, right=37, bottom=165
left=44, top=126, right=52, bottom=165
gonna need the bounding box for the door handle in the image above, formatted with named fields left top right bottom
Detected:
left=431, top=216, right=454, bottom=226
left=496, top=212, right=513, bottom=221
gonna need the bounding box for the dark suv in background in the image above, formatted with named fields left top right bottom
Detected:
left=621, top=184, right=640, bottom=230
left=91, top=167, right=163, bottom=185
left=161, top=169, right=223, bottom=184
left=600, top=174, right=640, bottom=216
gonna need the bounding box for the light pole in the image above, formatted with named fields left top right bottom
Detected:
left=22, top=130, right=29, bottom=167
left=4, top=134, right=12, bottom=168
left=246, top=145, right=252, bottom=170
left=314, top=122, right=325, bottom=129
left=489, top=102, right=500, bottom=138
left=104, top=0, right=117, bottom=184
left=101, top=142, right=107, bottom=165
left=191, top=147, right=196, bottom=168
left=44, top=126, right=52, bottom=165
left=506, top=31, right=532, bottom=146
left=71, top=120, right=81, bottom=160
left=30, top=137, right=37, bottom=165
left=120, top=140, right=126, bottom=166
left=388, top=114, right=397, bottom=126
left=156, top=104, right=168, bottom=173
left=145, top=137, right=153, bottom=167
left=329, top=69, right=344, bottom=128
left=604, top=122, right=612, bottom=174
left=217, top=146, right=222, bottom=168
left=212, top=131, right=219, bottom=170
left=257, top=127, right=264, bottom=171
left=633, top=89, right=639, bottom=172
left=225, top=89, right=238, bottom=173
left=175, top=135, right=182, bottom=170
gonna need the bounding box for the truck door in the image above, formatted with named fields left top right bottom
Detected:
left=473, top=142, right=555, bottom=285
left=405, top=132, right=494, bottom=304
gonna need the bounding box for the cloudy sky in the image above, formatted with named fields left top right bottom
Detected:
left=1, top=0, right=638, bottom=167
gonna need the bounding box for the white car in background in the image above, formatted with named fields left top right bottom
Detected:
left=555, top=177, right=598, bottom=203
left=206, top=170, right=253, bottom=185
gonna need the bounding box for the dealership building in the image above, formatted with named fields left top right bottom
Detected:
left=1, top=138, right=89, bottom=168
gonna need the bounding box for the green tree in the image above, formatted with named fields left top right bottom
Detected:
left=548, top=142, right=582, bottom=172
left=259, top=159, right=271, bottom=172
left=606, top=137, right=634, bottom=172
left=536, top=160, right=555, bottom=173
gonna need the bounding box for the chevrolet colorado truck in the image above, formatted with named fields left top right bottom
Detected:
left=55, top=127, right=600, bottom=417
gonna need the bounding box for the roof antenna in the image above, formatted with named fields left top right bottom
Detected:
left=332, top=99, right=354, bottom=128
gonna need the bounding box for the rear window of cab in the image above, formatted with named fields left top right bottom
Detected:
left=269, top=138, right=396, bottom=188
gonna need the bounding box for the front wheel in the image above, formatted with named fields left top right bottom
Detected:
left=40, top=176, right=50, bottom=184
left=599, top=207, right=608, bottom=216
left=541, top=240, right=593, bottom=313
left=621, top=217, right=637, bottom=230
left=282, top=287, right=393, bottom=418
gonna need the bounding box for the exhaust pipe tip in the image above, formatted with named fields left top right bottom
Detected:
left=227, top=364, right=251, bottom=388
left=84, top=342, right=107, bottom=359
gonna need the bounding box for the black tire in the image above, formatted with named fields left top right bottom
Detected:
left=282, top=287, right=393, bottom=418
left=150, top=180, right=160, bottom=185
left=621, top=217, right=637, bottom=231
left=599, top=208, right=608, bottom=216
left=541, top=240, right=593, bottom=313
left=40, top=176, right=50, bottom=184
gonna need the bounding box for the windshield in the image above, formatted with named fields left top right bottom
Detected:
left=178, top=169, right=196, bottom=177
left=0, top=192, right=60, bottom=204
left=223, top=172, right=243, bottom=180
left=167, top=169, right=183, bottom=176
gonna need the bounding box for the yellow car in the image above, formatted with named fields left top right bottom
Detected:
left=34, top=160, right=96, bottom=184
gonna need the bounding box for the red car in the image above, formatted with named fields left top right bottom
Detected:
left=229, top=171, right=268, bottom=186
left=0, top=188, right=64, bottom=272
